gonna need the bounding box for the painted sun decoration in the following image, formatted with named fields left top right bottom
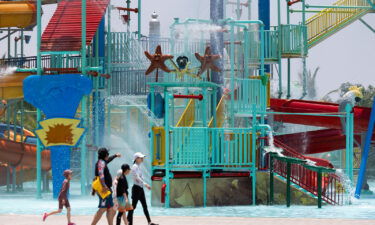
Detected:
left=35, top=118, right=84, bottom=147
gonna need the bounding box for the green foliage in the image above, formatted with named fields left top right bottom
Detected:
left=337, top=82, right=375, bottom=108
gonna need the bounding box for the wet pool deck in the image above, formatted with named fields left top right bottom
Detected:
left=1, top=215, right=374, bottom=225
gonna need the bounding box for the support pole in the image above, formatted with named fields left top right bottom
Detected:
left=277, top=0, right=282, bottom=98
left=80, top=0, right=88, bottom=196
left=106, top=5, right=112, bottom=137
left=210, top=0, right=224, bottom=102
left=269, top=154, right=274, bottom=205
left=355, top=96, right=375, bottom=198
left=203, top=170, right=207, bottom=207
left=164, top=91, right=171, bottom=208
left=300, top=0, right=307, bottom=99
left=7, top=28, right=11, bottom=58
left=137, top=0, right=141, bottom=40
left=317, top=171, right=322, bottom=208
left=14, top=38, right=18, bottom=58
left=21, top=30, right=24, bottom=58
left=6, top=166, right=10, bottom=192
left=230, top=23, right=235, bottom=127
left=36, top=0, right=42, bottom=199
left=251, top=104, right=257, bottom=205
left=287, top=1, right=291, bottom=99
left=258, top=0, right=270, bottom=73
left=12, top=166, right=16, bottom=192
left=286, top=162, right=291, bottom=207
left=345, top=104, right=353, bottom=181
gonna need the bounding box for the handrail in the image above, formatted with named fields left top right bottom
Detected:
left=272, top=138, right=345, bottom=205
left=306, top=0, right=372, bottom=47
left=176, top=99, right=195, bottom=127
left=208, top=95, right=226, bottom=128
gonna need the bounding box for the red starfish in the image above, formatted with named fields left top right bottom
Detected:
left=195, top=46, right=221, bottom=81
left=145, top=45, right=174, bottom=82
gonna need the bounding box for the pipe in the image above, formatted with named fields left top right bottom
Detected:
left=277, top=0, right=282, bottom=98
left=367, top=0, right=375, bottom=9
left=306, top=4, right=372, bottom=9
left=256, top=124, right=272, bottom=132
left=116, top=7, right=138, bottom=13
left=288, top=0, right=301, bottom=6
left=137, top=0, right=141, bottom=40
left=173, top=94, right=203, bottom=101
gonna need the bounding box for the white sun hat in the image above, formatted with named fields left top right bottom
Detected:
left=133, top=152, right=146, bottom=161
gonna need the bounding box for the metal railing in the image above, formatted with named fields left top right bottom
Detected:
left=172, top=127, right=209, bottom=167
left=273, top=139, right=345, bottom=205
left=210, top=128, right=254, bottom=167
left=247, top=29, right=278, bottom=63
left=235, top=78, right=268, bottom=113
left=170, top=127, right=254, bottom=168
left=280, top=24, right=307, bottom=56
left=306, top=0, right=371, bottom=47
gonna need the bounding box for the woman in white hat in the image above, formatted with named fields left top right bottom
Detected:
left=127, top=152, right=158, bottom=225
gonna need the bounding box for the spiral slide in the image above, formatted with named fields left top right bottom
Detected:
left=0, top=1, right=36, bottom=28
left=0, top=72, right=51, bottom=186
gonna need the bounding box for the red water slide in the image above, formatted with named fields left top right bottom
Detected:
left=270, top=99, right=373, bottom=155
left=270, top=99, right=371, bottom=133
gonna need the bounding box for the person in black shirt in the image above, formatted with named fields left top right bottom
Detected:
left=114, top=164, right=131, bottom=225
left=91, top=148, right=121, bottom=225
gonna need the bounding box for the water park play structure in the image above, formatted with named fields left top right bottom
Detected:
left=0, top=0, right=374, bottom=209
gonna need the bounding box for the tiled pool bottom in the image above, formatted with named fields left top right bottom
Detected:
left=1, top=183, right=375, bottom=219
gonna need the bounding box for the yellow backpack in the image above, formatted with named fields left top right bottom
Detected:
left=92, top=176, right=111, bottom=199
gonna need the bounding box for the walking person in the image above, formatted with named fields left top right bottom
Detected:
left=43, top=169, right=75, bottom=225
left=113, top=164, right=131, bottom=225
left=127, top=152, right=158, bottom=225
left=91, top=148, right=121, bottom=225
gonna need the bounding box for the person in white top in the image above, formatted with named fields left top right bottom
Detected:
left=127, top=152, right=158, bottom=225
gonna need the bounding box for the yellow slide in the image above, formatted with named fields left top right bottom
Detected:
left=0, top=1, right=36, bottom=28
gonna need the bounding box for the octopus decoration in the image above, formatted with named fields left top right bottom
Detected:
left=169, top=56, right=200, bottom=80
left=194, top=46, right=221, bottom=81
left=144, top=45, right=174, bottom=82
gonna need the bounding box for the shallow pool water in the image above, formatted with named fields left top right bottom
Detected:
left=1, top=182, right=375, bottom=219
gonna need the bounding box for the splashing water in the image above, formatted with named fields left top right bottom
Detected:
left=173, top=23, right=223, bottom=40
left=263, top=130, right=284, bottom=156
left=108, top=95, right=163, bottom=127
left=335, top=169, right=357, bottom=205
left=0, top=66, right=17, bottom=76
left=105, top=128, right=152, bottom=183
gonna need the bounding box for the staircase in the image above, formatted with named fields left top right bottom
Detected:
left=307, top=0, right=374, bottom=48
left=41, top=0, right=110, bottom=52
left=272, top=139, right=345, bottom=205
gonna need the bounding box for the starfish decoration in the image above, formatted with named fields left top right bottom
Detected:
left=195, top=46, right=221, bottom=81
left=144, top=45, right=174, bottom=82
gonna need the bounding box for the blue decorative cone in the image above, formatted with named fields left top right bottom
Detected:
left=23, top=74, right=93, bottom=198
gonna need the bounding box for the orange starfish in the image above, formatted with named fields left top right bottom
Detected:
left=195, top=46, right=221, bottom=81
left=145, top=45, right=174, bottom=82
